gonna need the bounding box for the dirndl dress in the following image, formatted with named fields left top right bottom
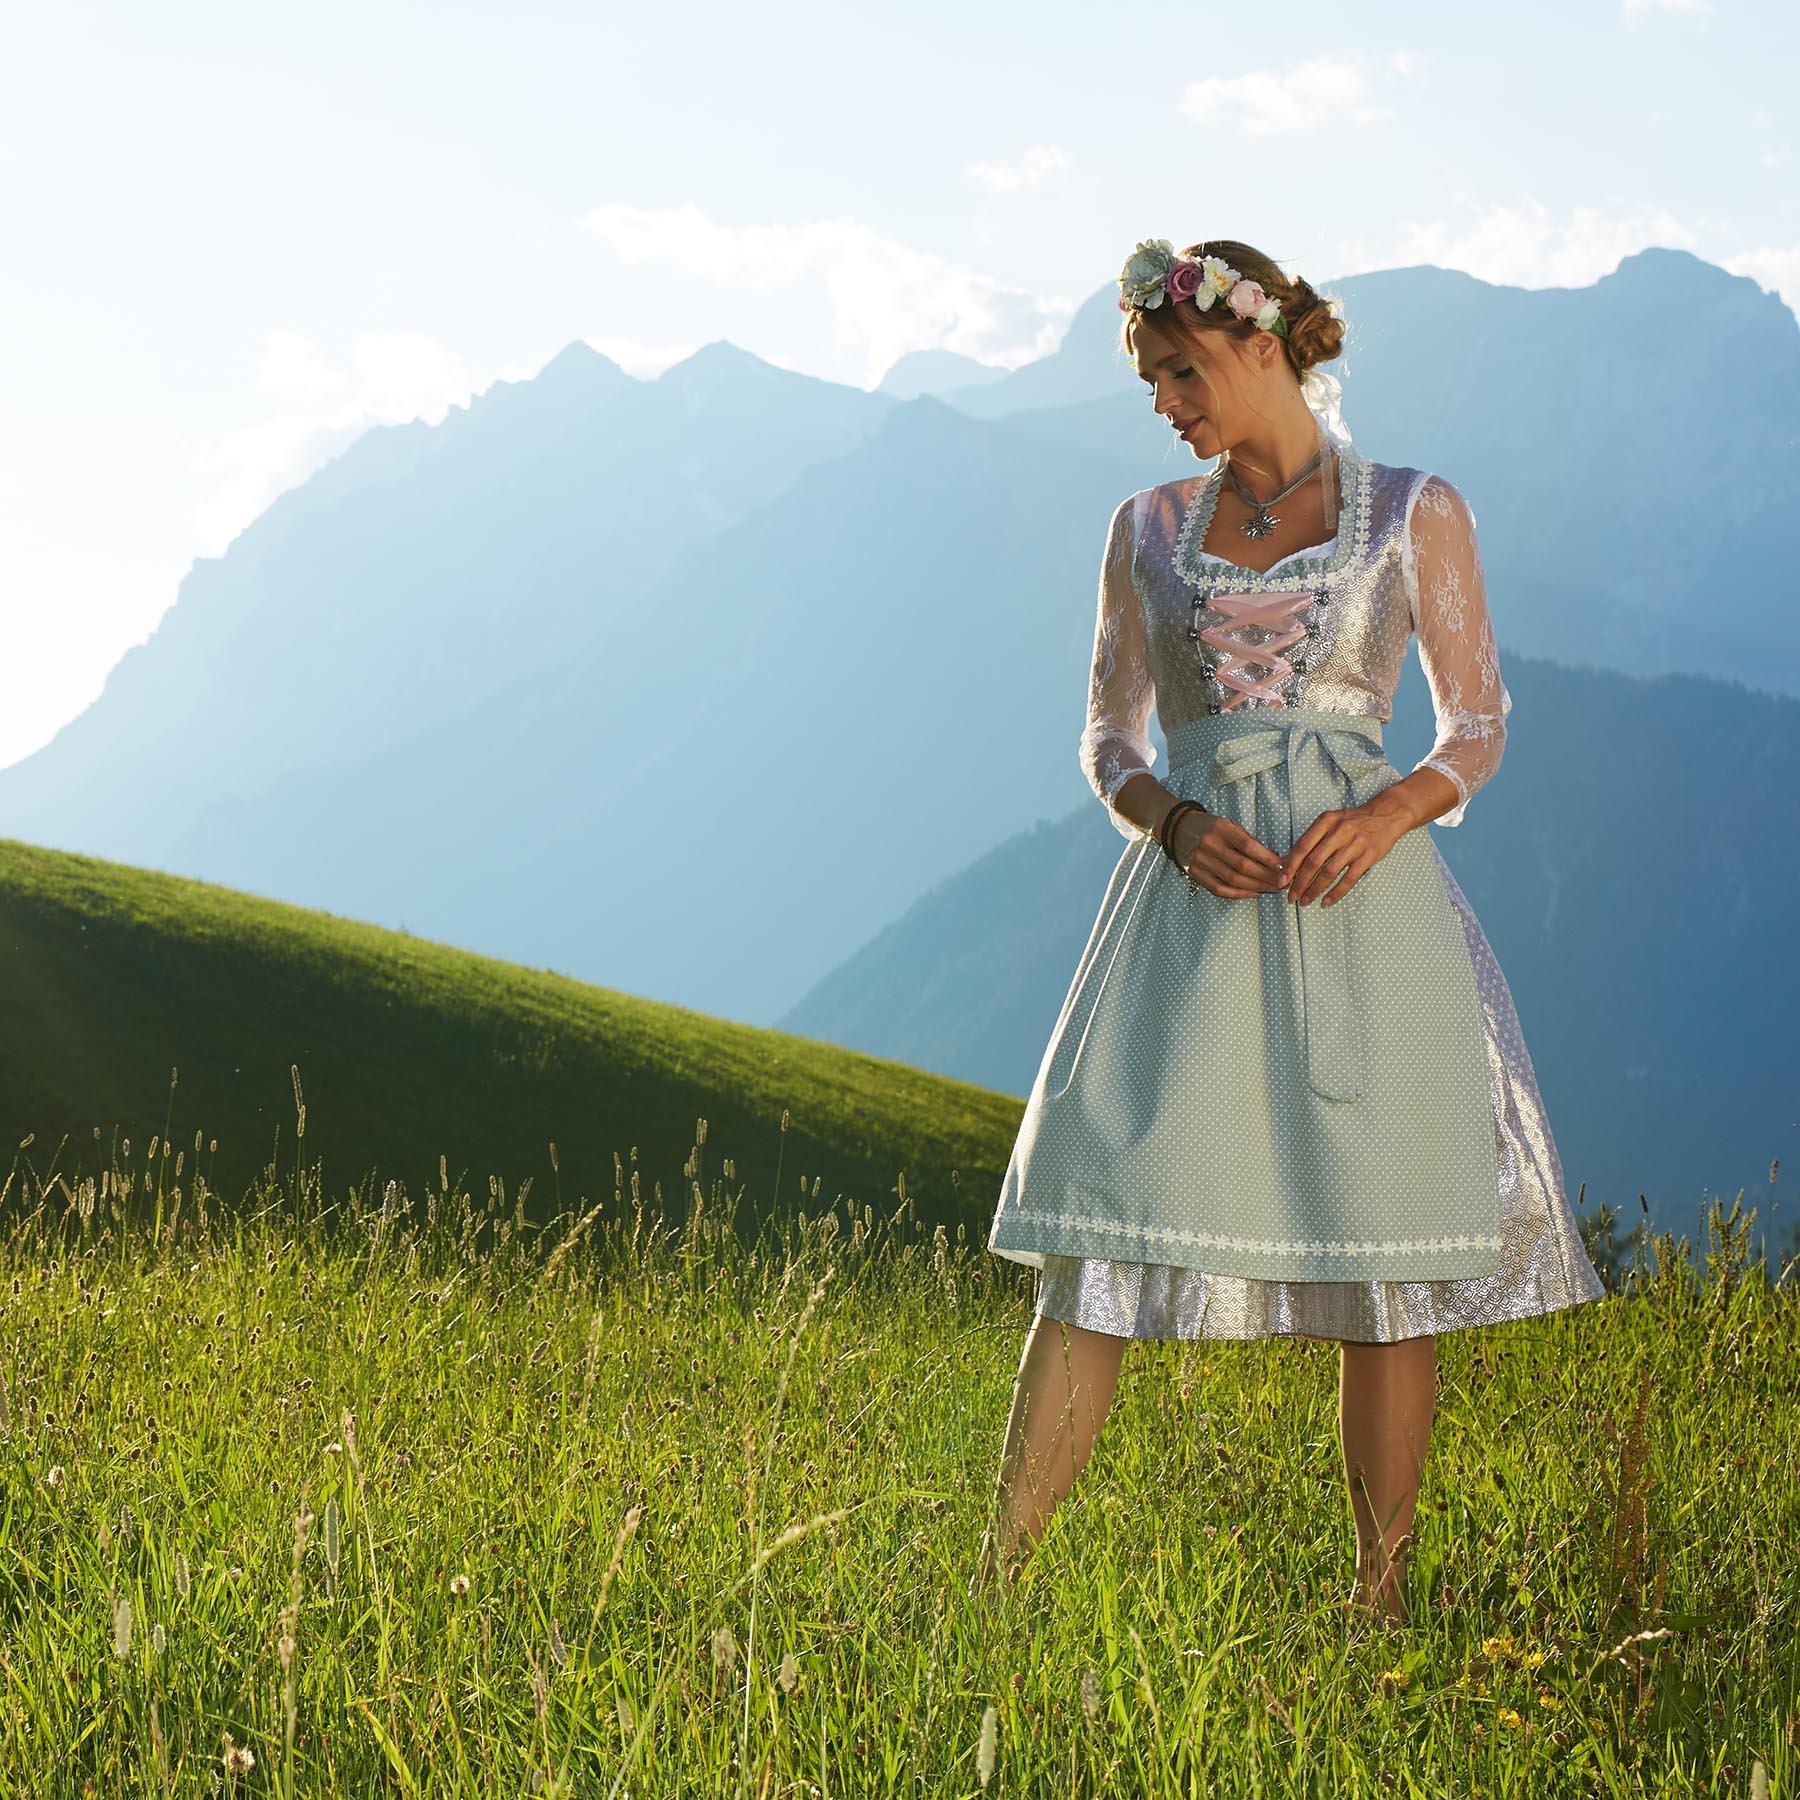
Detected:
left=985, top=435, right=1606, bottom=1343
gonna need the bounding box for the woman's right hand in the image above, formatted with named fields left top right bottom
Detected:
left=1166, top=803, right=1289, bottom=899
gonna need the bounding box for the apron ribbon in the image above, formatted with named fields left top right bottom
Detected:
left=1207, top=723, right=1391, bottom=1103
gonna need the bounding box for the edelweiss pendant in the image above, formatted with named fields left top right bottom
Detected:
left=1241, top=507, right=1279, bottom=540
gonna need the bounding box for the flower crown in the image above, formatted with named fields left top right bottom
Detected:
left=1115, top=239, right=1287, bottom=337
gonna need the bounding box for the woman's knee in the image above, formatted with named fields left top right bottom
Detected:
left=1019, top=1314, right=1129, bottom=1409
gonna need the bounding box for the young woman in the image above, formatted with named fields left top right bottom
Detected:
left=977, top=238, right=1604, bottom=1620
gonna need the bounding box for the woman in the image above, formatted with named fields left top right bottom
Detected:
left=977, top=238, right=1605, bottom=1621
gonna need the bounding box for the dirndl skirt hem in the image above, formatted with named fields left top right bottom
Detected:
left=1028, top=833, right=1607, bottom=1342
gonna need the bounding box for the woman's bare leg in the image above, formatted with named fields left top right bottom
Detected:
left=972, top=1312, right=1128, bottom=1593
left=1339, top=1334, right=1437, bottom=1620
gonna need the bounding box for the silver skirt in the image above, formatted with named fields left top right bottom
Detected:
left=1033, top=840, right=1607, bottom=1343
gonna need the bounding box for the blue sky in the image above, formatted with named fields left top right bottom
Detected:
left=2, top=0, right=1793, bottom=771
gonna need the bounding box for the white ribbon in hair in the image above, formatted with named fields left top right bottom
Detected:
left=1300, top=365, right=1352, bottom=449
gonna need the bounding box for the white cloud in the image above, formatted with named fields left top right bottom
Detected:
left=1623, top=0, right=1710, bottom=16
left=1334, top=203, right=1796, bottom=337
left=193, top=330, right=482, bottom=557
left=577, top=200, right=1070, bottom=383
left=348, top=332, right=475, bottom=422
left=1723, top=245, right=1800, bottom=325
left=968, top=145, right=1073, bottom=194
left=1180, top=51, right=1421, bottom=138
left=256, top=330, right=348, bottom=401
left=192, top=412, right=370, bottom=556
left=1376, top=196, right=1700, bottom=289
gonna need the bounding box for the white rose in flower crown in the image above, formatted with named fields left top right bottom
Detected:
left=1197, top=256, right=1238, bottom=308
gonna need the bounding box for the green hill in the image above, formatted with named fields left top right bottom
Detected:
left=0, top=838, right=1020, bottom=1233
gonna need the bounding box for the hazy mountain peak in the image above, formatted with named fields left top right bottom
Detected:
left=657, top=338, right=789, bottom=389
left=535, top=338, right=633, bottom=385
left=1601, top=244, right=1782, bottom=319
left=871, top=390, right=968, bottom=440
left=451, top=338, right=635, bottom=435
left=877, top=347, right=1010, bottom=400
left=934, top=285, right=1133, bottom=418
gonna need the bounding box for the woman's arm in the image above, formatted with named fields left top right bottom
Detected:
left=1400, top=472, right=1513, bottom=827
left=1078, top=495, right=1167, bottom=841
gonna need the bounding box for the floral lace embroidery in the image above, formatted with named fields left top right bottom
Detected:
left=1402, top=472, right=1512, bottom=827
left=1173, top=445, right=1370, bottom=592
left=1002, top=1201, right=1504, bottom=1259
left=1076, top=492, right=1159, bottom=830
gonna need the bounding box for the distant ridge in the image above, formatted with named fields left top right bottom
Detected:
left=878, top=346, right=1011, bottom=400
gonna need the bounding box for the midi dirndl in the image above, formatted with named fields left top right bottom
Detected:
left=986, top=704, right=1606, bottom=1343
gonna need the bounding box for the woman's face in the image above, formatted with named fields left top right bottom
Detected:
left=1131, top=319, right=1236, bottom=459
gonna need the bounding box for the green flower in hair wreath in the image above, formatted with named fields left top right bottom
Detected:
left=1116, top=238, right=1288, bottom=337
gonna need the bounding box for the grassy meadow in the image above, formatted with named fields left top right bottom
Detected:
left=0, top=840, right=1795, bottom=1795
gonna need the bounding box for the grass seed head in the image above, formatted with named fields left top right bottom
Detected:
left=1080, top=1667, right=1102, bottom=1720
left=977, top=1702, right=998, bottom=1786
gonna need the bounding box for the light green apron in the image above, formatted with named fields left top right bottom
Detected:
left=989, top=705, right=1504, bottom=1282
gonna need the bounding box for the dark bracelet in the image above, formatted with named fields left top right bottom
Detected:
left=1157, top=798, right=1207, bottom=866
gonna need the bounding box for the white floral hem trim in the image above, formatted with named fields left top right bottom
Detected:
left=999, top=1204, right=1503, bottom=1260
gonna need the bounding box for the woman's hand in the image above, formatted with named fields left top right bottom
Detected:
left=1167, top=805, right=1289, bottom=899
left=1279, top=790, right=1415, bottom=907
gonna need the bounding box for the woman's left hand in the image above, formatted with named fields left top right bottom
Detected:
left=1279, top=791, right=1414, bottom=907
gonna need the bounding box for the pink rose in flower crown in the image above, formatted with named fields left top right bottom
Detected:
left=1163, top=259, right=1203, bottom=304
left=1227, top=278, right=1270, bottom=320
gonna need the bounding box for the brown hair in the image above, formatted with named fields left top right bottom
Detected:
left=1118, top=239, right=1346, bottom=389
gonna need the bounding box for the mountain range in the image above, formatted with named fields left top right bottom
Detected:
left=3, top=245, right=1792, bottom=1238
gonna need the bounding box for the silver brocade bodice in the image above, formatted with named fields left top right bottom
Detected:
left=1082, top=425, right=1509, bottom=836
left=1132, top=444, right=1424, bottom=730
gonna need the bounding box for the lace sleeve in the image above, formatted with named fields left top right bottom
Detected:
left=1402, top=473, right=1512, bottom=828
left=1077, top=493, right=1158, bottom=840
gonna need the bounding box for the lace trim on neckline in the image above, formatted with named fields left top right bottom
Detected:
left=1191, top=534, right=1338, bottom=573
left=1171, top=447, right=1371, bottom=592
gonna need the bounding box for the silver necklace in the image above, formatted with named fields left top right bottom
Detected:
left=1223, top=451, right=1323, bottom=541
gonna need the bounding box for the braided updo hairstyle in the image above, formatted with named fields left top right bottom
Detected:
left=1118, top=239, right=1346, bottom=388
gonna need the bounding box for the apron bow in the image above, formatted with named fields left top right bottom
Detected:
left=1207, top=723, right=1392, bottom=1103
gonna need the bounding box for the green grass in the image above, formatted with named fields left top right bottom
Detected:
left=0, top=837, right=1017, bottom=1239
left=0, top=1120, right=1794, bottom=1797
left=2, top=836, right=1794, bottom=1793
